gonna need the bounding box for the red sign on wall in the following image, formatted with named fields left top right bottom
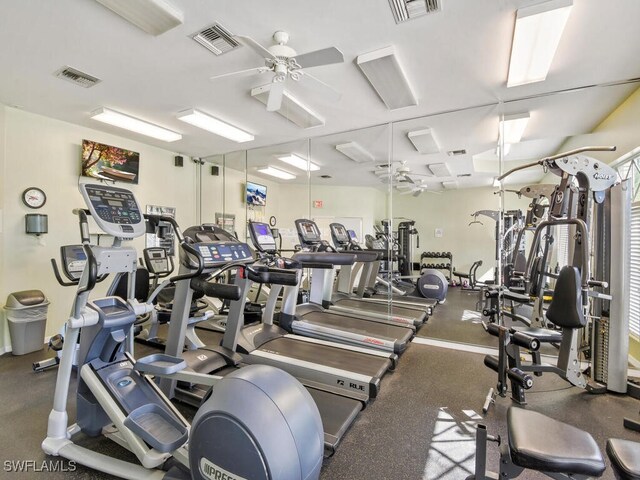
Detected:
left=313, top=200, right=323, bottom=209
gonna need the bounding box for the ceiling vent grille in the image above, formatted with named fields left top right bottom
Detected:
left=388, top=0, right=441, bottom=24
left=457, top=173, right=471, bottom=177
left=54, top=66, right=101, bottom=88
left=447, top=149, right=466, bottom=156
left=192, top=23, right=239, bottom=56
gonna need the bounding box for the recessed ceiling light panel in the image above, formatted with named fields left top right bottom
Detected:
left=441, top=180, right=458, bottom=189
left=90, top=107, right=182, bottom=142
left=507, top=0, right=573, bottom=87
left=500, top=112, right=530, bottom=144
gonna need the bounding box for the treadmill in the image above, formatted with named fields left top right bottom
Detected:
left=295, top=219, right=427, bottom=327
left=330, top=222, right=437, bottom=314
left=157, top=223, right=364, bottom=456
left=247, top=221, right=413, bottom=353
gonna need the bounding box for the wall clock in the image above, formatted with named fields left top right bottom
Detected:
left=22, top=187, right=47, bottom=209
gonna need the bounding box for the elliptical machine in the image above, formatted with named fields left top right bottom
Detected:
left=42, top=183, right=323, bottom=480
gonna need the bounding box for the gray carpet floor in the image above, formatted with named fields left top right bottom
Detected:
left=0, top=287, right=638, bottom=479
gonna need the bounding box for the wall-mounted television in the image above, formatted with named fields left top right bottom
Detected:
left=246, top=181, right=267, bottom=206
left=81, top=139, right=140, bottom=184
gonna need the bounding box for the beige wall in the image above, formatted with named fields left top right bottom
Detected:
left=0, top=107, right=198, bottom=351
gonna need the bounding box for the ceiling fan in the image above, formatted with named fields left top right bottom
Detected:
left=210, top=31, right=344, bottom=112
left=374, top=161, right=432, bottom=184
left=395, top=179, right=438, bottom=197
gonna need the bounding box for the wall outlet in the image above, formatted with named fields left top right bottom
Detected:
left=435, top=228, right=443, bottom=238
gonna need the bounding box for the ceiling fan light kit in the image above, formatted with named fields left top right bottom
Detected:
left=356, top=46, right=417, bottom=110
left=335, top=142, right=375, bottom=163
left=408, top=128, right=440, bottom=154
left=251, top=84, right=325, bottom=128
left=507, top=0, right=573, bottom=87
left=90, top=107, right=182, bottom=142
left=94, top=0, right=183, bottom=36
left=177, top=109, right=254, bottom=143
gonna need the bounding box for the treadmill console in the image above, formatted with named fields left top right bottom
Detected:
left=295, top=219, right=323, bottom=247
left=330, top=223, right=351, bottom=248
left=80, top=184, right=145, bottom=239
left=347, top=230, right=358, bottom=242
left=248, top=221, right=277, bottom=253
left=181, top=225, right=254, bottom=269
left=144, top=247, right=171, bottom=275
left=60, top=245, right=87, bottom=281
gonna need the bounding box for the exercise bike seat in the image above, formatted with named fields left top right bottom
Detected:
left=607, top=438, right=640, bottom=479
left=507, top=407, right=606, bottom=477
left=510, top=326, right=563, bottom=344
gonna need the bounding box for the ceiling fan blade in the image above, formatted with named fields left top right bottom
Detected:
left=396, top=184, right=413, bottom=190
left=401, top=175, right=415, bottom=184
left=413, top=190, right=422, bottom=197
left=294, top=47, right=344, bottom=69
left=235, top=35, right=276, bottom=59
left=300, top=72, right=342, bottom=102
left=399, top=189, right=415, bottom=195
left=267, top=82, right=285, bottom=112
left=209, top=66, right=268, bottom=81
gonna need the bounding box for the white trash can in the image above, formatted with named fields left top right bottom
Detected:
left=4, top=290, right=50, bottom=355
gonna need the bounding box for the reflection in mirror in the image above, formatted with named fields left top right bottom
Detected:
left=200, top=154, right=225, bottom=228
left=309, top=124, right=393, bottom=308
left=222, top=150, right=247, bottom=241
left=245, top=139, right=310, bottom=251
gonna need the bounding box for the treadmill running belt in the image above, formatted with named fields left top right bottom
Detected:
left=335, top=298, right=426, bottom=321
left=262, top=337, right=390, bottom=378
left=302, top=311, right=413, bottom=342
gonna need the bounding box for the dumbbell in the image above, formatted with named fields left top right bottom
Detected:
left=436, top=252, right=443, bottom=258
left=445, top=252, right=452, bottom=258
left=446, top=263, right=451, bottom=269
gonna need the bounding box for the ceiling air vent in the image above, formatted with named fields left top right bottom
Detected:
left=320, top=175, right=333, bottom=179
left=192, top=23, right=239, bottom=56
left=447, top=149, right=466, bottom=156
left=54, top=66, right=101, bottom=88
left=457, top=173, right=471, bottom=177
left=388, top=0, right=441, bottom=24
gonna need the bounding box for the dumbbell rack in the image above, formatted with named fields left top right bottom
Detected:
left=420, top=251, right=453, bottom=283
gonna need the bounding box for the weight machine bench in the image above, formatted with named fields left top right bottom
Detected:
left=454, top=260, right=483, bottom=290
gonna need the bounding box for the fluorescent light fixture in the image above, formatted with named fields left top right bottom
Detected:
left=496, top=143, right=512, bottom=157
left=427, top=163, right=451, bottom=177
left=356, top=46, right=417, bottom=110
left=507, top=0, right=573, bottom=87
left=277, top=154, right=320, bottom=171
left=442, top=181, right=458, bottom=189
left=90, top=107, right=182, bottom=142
left=500, top=112, right=530, bottom=144
left=251, top=84, right=324, bottom=128
left=257, top=166, right=296, bottom=180
left=335, top=142, right=375, bottom=163
left=94, top=0, right=183, bottom=36
left=177, top=109, right=253, bottom=143
left=408, top=128, right=440, bottom=154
